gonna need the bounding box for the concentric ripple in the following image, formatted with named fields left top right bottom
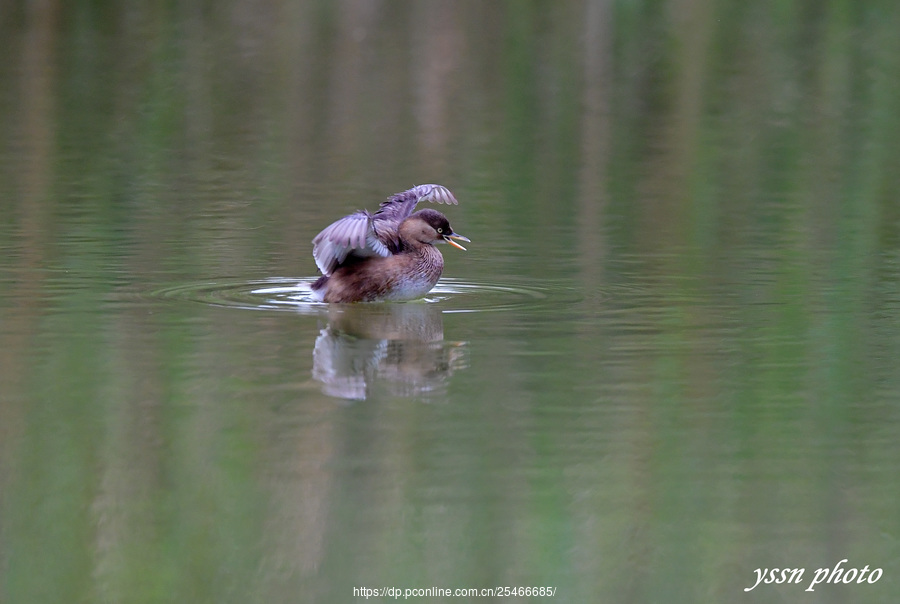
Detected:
left=148, top=277, right=566, bottom=314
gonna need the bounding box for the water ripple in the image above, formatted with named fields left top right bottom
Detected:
left=148, top=277, right=568, bottom=314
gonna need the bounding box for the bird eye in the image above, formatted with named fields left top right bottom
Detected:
left=437, top=227, right=443, bottom=233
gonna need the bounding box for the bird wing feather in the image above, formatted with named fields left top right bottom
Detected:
left=312, top=210, right=390, bottom=276
left=312, top=185, right=459, bottom=275
left=372, top=184, right=458, bottom=225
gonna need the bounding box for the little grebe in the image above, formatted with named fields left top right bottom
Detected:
left=310, top=184, right=469, bottom=303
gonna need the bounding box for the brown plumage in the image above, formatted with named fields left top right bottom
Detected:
left=311, top=185, right=469, bottom=303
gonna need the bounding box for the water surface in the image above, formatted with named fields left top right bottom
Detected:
left=2, top=2, right=900, bottom=603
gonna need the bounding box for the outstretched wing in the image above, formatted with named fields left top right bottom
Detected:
left=312, top=210, right=391, bottom=276
left=312, top=185, right=459, bottom=275
left=371, top=184, right=459, bottom=251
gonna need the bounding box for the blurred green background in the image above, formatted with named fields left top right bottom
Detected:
left=1, top=1, right=899, bottom=602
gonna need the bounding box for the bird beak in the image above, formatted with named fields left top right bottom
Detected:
left=444, top=233, right=470, bottom=251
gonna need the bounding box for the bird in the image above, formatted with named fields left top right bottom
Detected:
left=310, top=184, right=469, bottom=303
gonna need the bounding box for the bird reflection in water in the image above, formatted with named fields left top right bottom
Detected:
left=312, top=302, right=467, bottom=401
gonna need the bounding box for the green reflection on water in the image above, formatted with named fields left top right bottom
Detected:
left=2, top=1, right=900, bottom=603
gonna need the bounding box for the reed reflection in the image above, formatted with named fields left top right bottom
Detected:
left=312, top=303, right=466, bottom=401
